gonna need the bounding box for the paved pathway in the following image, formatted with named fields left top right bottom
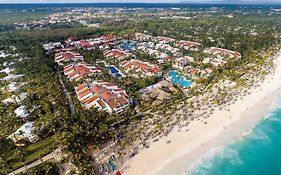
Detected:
left=8, top=150, right=59, bottom=175
left=58, top=73, right=75, bottom=115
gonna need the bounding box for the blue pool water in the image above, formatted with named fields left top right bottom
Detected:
left=189, top=103, right=281, bottom=175
left=108, top=66, right=123, bottom=78
left=108, top=66, right=119, bottom=74
left=119, top=40, right=136, bottom=51
left=169, top=71, right=192, bottom=88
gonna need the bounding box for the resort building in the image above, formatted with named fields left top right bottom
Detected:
left=120, top=59, right=161, bottom=77
left=155, top=43, right=180, bottom=57
left=140, top=80, right=177, bottom=105
left=173, top=56, right=194, bottom=70
left=55, top=51, right=84, bottom=64
left=43, top=42, right=64, bottom=51
left=204, top=47, right=241, bottom=59
left=64, top=63, right=101, bottom=81
left=104, top=49, right=131, bottom=61
left=74, top=35, right=117, bottom=50
left=135, top=33, right=152, bottom=41
left=8, top=122, right=38, bottom=146
left=75, top=40, right=102, bottom=50
left=75, top=81, right=130, bottom=113
left=203, top=58, right=227, bottom=67
left=48, top=47, right=76, bottom=54
left=14, top=105, right=30, bottom=120
left=189, top=68, right=213, bottom=78
left=154, top=36, right=176, bottom=43
left=176, top=40, right=201, bottom=51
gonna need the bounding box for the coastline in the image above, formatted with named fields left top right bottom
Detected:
left=122, top=51, right=281, bottom=175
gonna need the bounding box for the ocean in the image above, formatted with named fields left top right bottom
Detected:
left=190, top=100, right=281, bottom=175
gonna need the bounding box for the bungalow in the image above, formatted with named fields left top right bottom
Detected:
left=75, top=81, right=130, bottom=113
left=204, top=47, right=241, bottom=59
left=120, top=59, right=161, bottom=77
left=64, top=63, right=101, bottom=81
left=55, top=51, right=84, bottom=64
left=8, top=122, right=38, bottom=146
left=104, top=49, right=130, bottom=61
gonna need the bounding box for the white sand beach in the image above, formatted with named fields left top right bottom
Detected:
left=122, top=51, right=281, bottom=175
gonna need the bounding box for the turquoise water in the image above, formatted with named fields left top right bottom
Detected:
left=190, top=106, right=281, bottom=175
left=169, top=71, right=192, bottom=88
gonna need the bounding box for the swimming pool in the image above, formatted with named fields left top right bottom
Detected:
left=108, top=66, right=119, bottom=74
left=169, top=71, right=192, bottom=88
left=107, top=66, right=124, bottom=78
left=119, top=40, right=136, bottom=51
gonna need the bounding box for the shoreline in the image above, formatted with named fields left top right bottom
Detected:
left=122, top=51, right=281, bottom=175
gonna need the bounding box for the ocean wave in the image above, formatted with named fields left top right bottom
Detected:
left=189, top=146, right=243, bottom=175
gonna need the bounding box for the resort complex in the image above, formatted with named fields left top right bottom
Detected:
left=1, top=3, right=281, bottom=175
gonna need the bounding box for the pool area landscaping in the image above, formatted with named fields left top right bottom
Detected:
left=169, top=71, right=192, bottom=88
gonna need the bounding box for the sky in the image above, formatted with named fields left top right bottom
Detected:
left=0, top=0, right=280, bottom=4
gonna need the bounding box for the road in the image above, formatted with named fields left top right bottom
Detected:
left=58, top=73, right=76, bottom=115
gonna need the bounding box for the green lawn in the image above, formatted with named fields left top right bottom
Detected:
left=5, top=135, right=58, bottom=172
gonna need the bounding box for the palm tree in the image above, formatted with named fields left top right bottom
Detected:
left=0, top=157, right=8, bottom=175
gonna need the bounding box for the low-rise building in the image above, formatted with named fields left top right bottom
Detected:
left=173, top=56, right=194, bottom=70
left=203, top=58, right=227, bottom=67
left=8, top=122, right=38, bottom=146
left=176, top=40, right=201, bottom=51
left=140, top=80, right=177, bottom=105
left=120, top=59, right=161, bottom=77
left=204, top=47, right=241, bottom=59
left=104, top=49, right=130, bottom=61
left=55, top=51, right=84, bottom=64
left=64, top=63, right=101, bottom=81
left=43, top=42, right=63, bottom=51
left=155, top=36, right=176, bottom=43
left=135, top=33, right=152, bottom=41
left=75, top=81, right=130, bottom=113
